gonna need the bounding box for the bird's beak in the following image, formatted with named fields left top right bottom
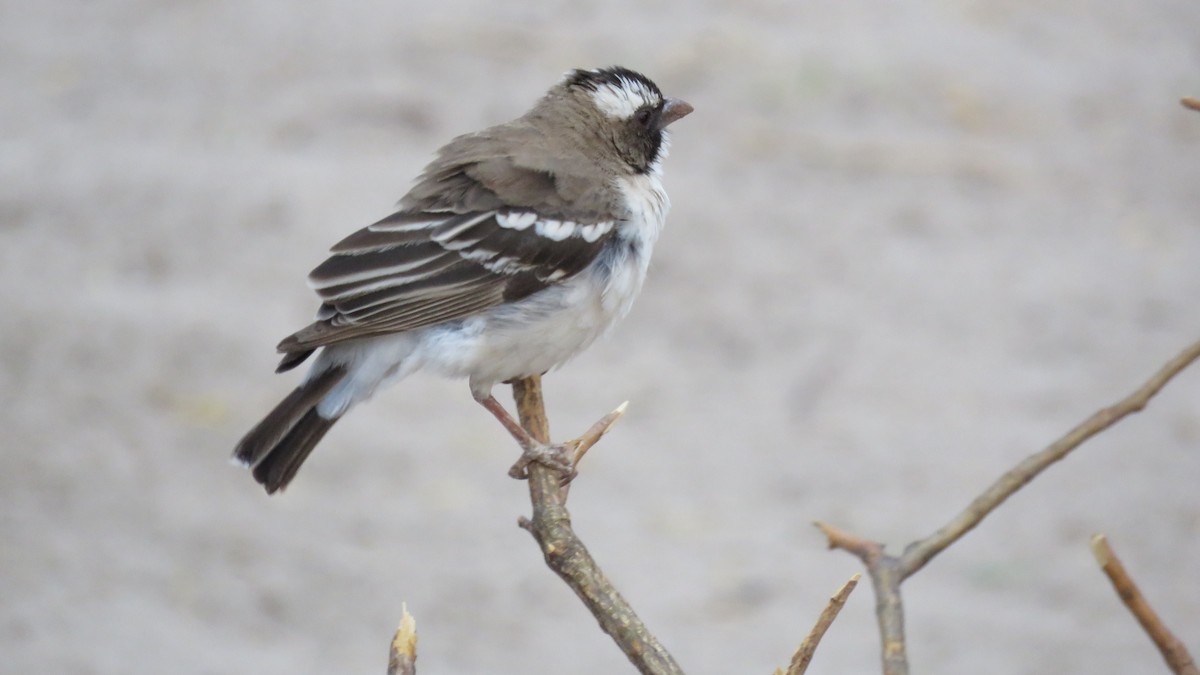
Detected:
left=657, top=98, right=694, bottom=129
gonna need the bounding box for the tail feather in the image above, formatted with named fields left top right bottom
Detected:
left=233, top=366, right=347, bottom=494
left=251, top=409, right=337, bottom=493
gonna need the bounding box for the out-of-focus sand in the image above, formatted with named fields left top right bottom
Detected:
left=4, top=2, right=1199, bottom=673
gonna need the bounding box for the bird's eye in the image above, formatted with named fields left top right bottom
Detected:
left=634, top=108, right=653, bottom=127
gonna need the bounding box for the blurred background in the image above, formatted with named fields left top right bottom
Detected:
left=3, top=1, right=1199, bottom=673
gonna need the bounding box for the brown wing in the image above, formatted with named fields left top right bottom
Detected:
left=274, top=208, right=618, bottom=369
left=273, top=123, right=625, bottom=372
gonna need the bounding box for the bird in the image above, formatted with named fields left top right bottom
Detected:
left=232, top=66, right=692, bottom=494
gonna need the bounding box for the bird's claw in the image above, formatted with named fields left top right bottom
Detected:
left=508, top=441, right=578, bottom=483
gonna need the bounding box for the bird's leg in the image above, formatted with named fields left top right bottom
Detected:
left=474, top=393, right=576, bottom=480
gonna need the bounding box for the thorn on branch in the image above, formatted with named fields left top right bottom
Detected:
left=814, top=521, right=883, bottom=562
left=569, top=400, right=629, bottom=467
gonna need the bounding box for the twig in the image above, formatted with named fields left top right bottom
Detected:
left=815, top=523, right=883, bottom=563
left=556, top=400, right=628, bottom=502
left=901, top=339, right=1200, bottom=577
left=1182, top=97, right=1200, bottom=112
left=386, top=605, right=418, bottom=675
left=512, top=376, right=685, bottom=675
left=816, top=339, right=1200, bottom=675
left=567, top=400, right=628, bottom=465
left=1091, top=535, right=1199, bottom=675
left=783, top=574, right=861, bottom=675
left=811, top=523, right=909, bottom=674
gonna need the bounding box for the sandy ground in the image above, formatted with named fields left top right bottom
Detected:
left=4, top=1, right=1199, bottom=673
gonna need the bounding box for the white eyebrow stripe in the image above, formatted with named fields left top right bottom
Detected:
left=588, top=77, right=660, bottom=118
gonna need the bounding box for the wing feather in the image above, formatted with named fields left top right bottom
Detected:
left=274, top=148, right=625, bottom=365
left=277, top=209, right=617, bottom=354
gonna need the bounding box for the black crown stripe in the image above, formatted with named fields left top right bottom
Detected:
left=565, top=66, right=662, bottom=98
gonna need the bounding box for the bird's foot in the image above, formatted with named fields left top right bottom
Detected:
left=507, top=440, right=578, bottom=482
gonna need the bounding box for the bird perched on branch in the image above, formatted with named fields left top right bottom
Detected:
left=233, top=66, right=692, bottom=494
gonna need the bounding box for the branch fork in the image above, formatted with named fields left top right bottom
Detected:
left=510, top=376, right=684, bottom=675
left=381, top=334, right=1200, bottom=674
left=815, top=339, right=1200, bottom=675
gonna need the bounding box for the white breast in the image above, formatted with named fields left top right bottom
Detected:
left=424, top=166, right=670, bottom=394
left=315, top=164, right=672, bottom=410
left=602, top=168, right=669, bottom=320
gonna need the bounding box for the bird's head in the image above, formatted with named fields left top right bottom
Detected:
left=537, top=66, right=693, bottom=175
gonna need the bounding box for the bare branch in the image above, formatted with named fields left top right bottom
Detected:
left=814, top=522, right=909, bottom=675
left=512, top=376, right=685, bottom=675
left=815, top=339, right=1200, bottom=675
left=386, top=605, right=418, bottom=675
left=900, top=339, right=1200, bottom=578
left=783, top=574, right=861, bottom=675
left=1091, top=535, right=1199, bottom=675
